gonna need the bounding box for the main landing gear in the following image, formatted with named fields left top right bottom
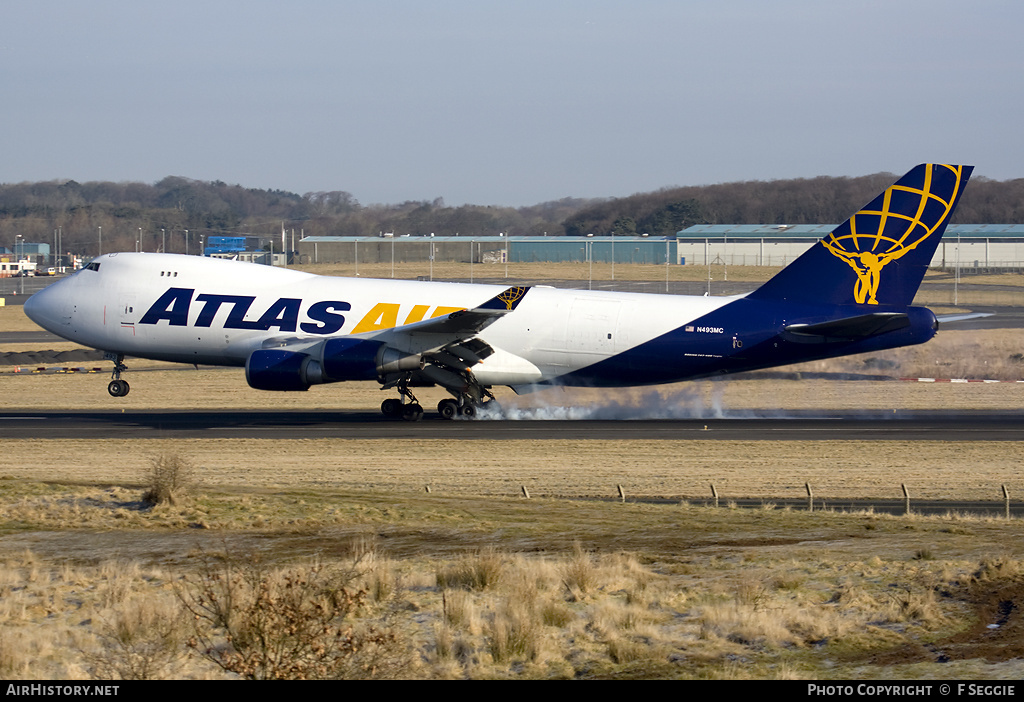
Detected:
left=378, top=378, right=494, bottom=421
left=437, top=398, right=477, bottom=420
left=380, top=382, right=424, bottom=421
left=107, top=354, right=130, bottom=397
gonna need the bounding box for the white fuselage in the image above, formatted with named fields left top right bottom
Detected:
left=25, top=253, right=737, bottom=388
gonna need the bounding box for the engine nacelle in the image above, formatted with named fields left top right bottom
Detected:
left=245, top=349, right=323, bottom=391
left=322, top=338, right=423, bottom=380
left=246, top=340, right=424, bottom=391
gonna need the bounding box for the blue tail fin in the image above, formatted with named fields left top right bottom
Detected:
left=748, top=164, right=973, bottom=307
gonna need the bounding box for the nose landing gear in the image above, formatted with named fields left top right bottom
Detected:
left=107, top=354, right=130, bottom=397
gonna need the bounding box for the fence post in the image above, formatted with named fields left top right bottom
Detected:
left=902, top=483, right=911, bottom=515
left=711, top=483, right=719, bottom=508
left=805, top=482, right=814, bottom=512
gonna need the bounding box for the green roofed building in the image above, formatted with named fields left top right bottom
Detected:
left=676, top=224, right=1024, bottom=270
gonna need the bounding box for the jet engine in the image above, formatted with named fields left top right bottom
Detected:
left=246, top=338, right=423, bottom=391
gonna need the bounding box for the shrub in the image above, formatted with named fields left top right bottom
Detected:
left=86, top=594, right=184, bottom=680
left=436, top=548, right=504, bottom=591
left=177, top=549, right=411, bottom=679
left=142, top=454, right=195, bottom=506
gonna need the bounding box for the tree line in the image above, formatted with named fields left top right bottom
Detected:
left=2, top=172, right=1021, bottom=256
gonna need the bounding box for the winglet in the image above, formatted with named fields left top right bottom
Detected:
left=477, top=286, right=530, bottom=311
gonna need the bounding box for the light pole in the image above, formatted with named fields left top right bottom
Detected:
left=185, top=230, right=189, bottom=255
left=161, top=228, right=166, bottom=253
left=588, top=239, right=593, bottom=290
left=665, top=238, right=670, bottom=293
left=15, top=235, right=23, bottom=294
left=138, top=228, right=142, bottom=252
left=98, top=226, right=102, bottom=256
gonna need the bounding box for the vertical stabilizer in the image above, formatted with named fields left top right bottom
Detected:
left=748, top=164, right=973, bottom=307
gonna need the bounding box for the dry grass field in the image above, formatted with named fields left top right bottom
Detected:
left=1, top=267, right=1023, bottom=680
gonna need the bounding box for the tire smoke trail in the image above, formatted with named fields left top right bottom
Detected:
left=475, top=384, right=748, bottom=421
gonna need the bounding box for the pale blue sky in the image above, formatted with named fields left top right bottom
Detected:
left=2, top=1, right=1020, bottom=205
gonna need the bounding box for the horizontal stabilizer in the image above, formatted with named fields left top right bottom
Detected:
left=936, top=312, right=993, bottom=325
left=785, top=312, right=910, bottom=342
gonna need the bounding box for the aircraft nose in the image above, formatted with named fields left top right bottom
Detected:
left=24, top=280, right=66, bottom=333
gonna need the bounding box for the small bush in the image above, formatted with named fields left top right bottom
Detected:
left=487, top=598, right=541, bottom=664
left=86, top=595, right=184, bottom=680
left=442, top=588, right=477, bottom=630
left=540, top=600, right=575, bottom=628
left=436, top=548, right=504, bottom=591
left=177, top=549, right=412, bottom=679
left=561, top=543, right=596, bottom=598
left=142, top=454, right=195, bottom=506
left=913, top=547, right=935, bottom=561
left=607, top=636, right=652, bottom=664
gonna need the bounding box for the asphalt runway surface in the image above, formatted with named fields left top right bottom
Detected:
left=2, top=408, right=1024, bottom=440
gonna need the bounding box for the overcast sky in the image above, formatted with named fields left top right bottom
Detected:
left=2, top=1, right=1020, bottom=206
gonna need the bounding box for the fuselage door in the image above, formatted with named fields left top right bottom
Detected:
left=118, top=294, right=138, bottom=336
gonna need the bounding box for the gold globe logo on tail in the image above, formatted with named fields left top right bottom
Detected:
left=822, top=164, right=965, bottom=305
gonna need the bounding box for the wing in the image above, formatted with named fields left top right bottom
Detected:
left=246, top=286, right=536, bottom=393
left=359, top=286, right=531, bottom=367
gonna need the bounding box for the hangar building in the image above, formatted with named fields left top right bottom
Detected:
left=294, top=226, right=1024, bottom=272
left=676, top=224, right=1024, bottom=271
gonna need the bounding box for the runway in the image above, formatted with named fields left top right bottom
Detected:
left=2, top=408, right=1023, bottom=440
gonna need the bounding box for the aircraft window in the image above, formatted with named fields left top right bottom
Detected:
left=85, top=262, right=101, bottom=272
left=160, top=271, right=165, bottom=276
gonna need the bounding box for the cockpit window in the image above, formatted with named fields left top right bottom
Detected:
left=85, top=262, right=100, bottom=272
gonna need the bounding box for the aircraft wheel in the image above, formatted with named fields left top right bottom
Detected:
left=437, top=399, right=459, bottom=420
left=381, top=398, right=402, bottom=418
left=108, top=379, right=129, bottom=397
left=402, top=403, right=423, bottom=421
left=460, top=403, right=477, bottom=419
